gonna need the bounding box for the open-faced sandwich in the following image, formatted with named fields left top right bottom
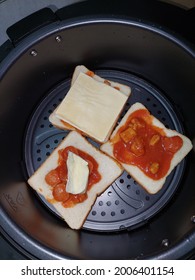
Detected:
left=101, top=102, right=193, bottom=194
left=28, top=131, right=123, bottom=229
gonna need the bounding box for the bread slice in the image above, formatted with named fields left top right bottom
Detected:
left=49, top=112, right=76, bottom=131
left=28, top=131, right=123, bottom=229
left=49, top=65, right=131, bottom=134
left=100, top=102, right=193, bottom=194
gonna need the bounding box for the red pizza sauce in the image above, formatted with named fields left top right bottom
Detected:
left=86, top=70, right=120, bottom=90
left=112, top=109, right=183, bottom=180
left=45, top=146, right=101, bottom=207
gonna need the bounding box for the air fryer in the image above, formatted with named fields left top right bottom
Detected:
left=0, top=0, right=195, bottom=259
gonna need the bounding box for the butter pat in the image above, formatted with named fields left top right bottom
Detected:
left=66, top=151, right=89, bottom=194
left=55, top=72, right=128, bottom=142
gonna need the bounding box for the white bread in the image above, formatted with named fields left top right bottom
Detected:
left=49, top=65, right=131, bottom=133
left=28, top=131, right=123, bottom=229
left=100, top=102, right=193, bottom=194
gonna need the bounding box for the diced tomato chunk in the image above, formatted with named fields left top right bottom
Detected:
left=149, top=134, right=160, bottom=146
left=149, top=162, right=160, bottom=174
left=130, top=137, right=145, bottom=156
left=130, top=117, right=145, bottom=129
left=120, top=127, right=136, bottom=143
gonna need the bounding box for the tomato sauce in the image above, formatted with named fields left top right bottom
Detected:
left=86, top=70, right=95, bottom=77
left=86, top=70, right=120, bottom=91
left=45, top=146, right=101, bottom=207
left=112, top=109, right=183, bottom=180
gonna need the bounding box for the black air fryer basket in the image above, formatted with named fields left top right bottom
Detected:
left=0, top=0, right=195, bottom=259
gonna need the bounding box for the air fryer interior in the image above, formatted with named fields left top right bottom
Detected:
left=0, top=9, right=195, bottom=259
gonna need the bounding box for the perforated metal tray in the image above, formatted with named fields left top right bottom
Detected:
left=25, top=69, right=185, bottom=231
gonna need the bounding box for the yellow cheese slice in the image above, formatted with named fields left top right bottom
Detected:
left=55, top=72, right=128, bottom=142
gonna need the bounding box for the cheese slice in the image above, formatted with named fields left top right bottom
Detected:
left=55, top=72, right=128, bottom=142
left=66, top=151, right=89, bottom=194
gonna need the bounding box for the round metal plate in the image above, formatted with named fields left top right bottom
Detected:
left=24, top=69, right=185, bottom=231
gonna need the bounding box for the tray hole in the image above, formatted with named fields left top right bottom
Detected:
left=37, top=157, right=42, bottom=162
left=111, top=211, right=115, bottom=216
left=40, top=124, right=44, bottom=128
left=99, top=201, right=103, bottom=206
left=46, top=152, right=50, bottom=157
left=92, top=211, right=96, bottom=216
left=101, top=211, right=106, bottom=216
left=37, top=149, right=41, bottom=153
left=136, top=190, right=140, bottom=195
left=120, top=209, right=125, bottom=214
left=107, top=201, right=111, bottom=206
left=127, top=185, right=131, bottom=190
left=115, top=200, right=120, bottom=205
left=120, top=178, right=124, bottom=184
